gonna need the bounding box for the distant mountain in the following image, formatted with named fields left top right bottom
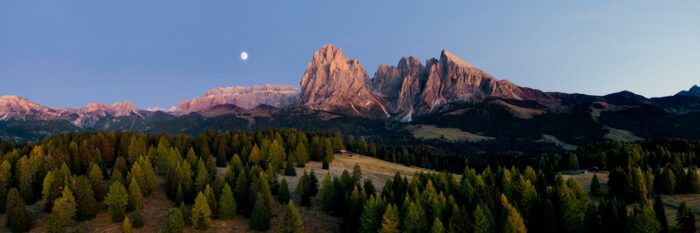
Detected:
left=2, top=44, right=700, bottom=149
left=175, top=85, right=299, bottom=115
left=0, top=95, right=66, bottom=121
left=676, top=85, right=700, bottom=97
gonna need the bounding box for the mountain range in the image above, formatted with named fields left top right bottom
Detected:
left=2, top=44, right=700, bottom=152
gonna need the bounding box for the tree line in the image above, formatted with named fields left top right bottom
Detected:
left=0, top=131, right=698, bottom=232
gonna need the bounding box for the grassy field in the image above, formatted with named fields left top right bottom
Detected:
left=410, top=124, right=494, bottom=142
left=0, top=154, right=433, bottom=233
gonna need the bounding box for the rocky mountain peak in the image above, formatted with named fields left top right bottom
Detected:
left=300, top=44, right=389, bottom=117
left=109, top=101, right=140, bottom=117
left=0, top=95, right=65, bottom=120
left=440, top=49, right=476, bottom=68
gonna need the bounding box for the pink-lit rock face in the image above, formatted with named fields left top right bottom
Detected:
left=371, top=49, right=558, bottom=121
left=300, top=44, right=389, bottom=118
left=0, top=95, right=65, bottom=121
left=175, top=84, right=299, bottom=114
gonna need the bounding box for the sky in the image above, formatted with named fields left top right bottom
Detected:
left=1, top=1, right=699, bottom=108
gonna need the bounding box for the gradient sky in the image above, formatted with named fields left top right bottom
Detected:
left=1, top=1, right=699, bottom=108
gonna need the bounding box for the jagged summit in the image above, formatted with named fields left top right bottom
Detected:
left=371, top=48, right=556, bottom=121
left=440, top=49, right=476, bottom=68
left=300, top=44, right=389, bottom=117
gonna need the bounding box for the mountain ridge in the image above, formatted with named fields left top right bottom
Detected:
left=2, top=44, right=700, bottom=144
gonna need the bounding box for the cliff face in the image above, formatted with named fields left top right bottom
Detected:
left=299, top=44, right=389, bottom=117
left=175, top=84, right=299, bottom=114
left=371, top=50, right=557, bottom=121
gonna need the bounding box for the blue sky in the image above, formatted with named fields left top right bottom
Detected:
left=1, top=1, right=699, bottom=108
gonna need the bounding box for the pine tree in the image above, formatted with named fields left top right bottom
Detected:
left=48, top=186, right=77, bottom=231
left=431, top=217, right=445, bottom=233
left=278, top=179, right=291, bottom=204
left=218, top=183, right=237, bottom=219
left=191, top=192, right=212, bottom=230
left=194, top=160, right=209, bottom=192
left=249, top=144, right=262, bottom=164
left=677, top=201, right=697, bottom=233
left=88, top=163, right=106, bottom=200
left=402, top=201, right=428, bottom=233
left=293, top=142, right=309, bottom=167
left=629, top=167, right=648, bottom=202
left=16, top=156, right=34, bottom=203
left=500, top=195, right=527, bottom=233
left=6, top=188, right=31, bottom=233
left=448, top=206, right=467, bottom=233
left=0, top=160, right=12, bottom=214
left=203, top=184, right=217, bottom=217
left=320, top=172, right=335, bottom=212
left=284, top=162, right=297, bottom=176
left=322, top=158, right=329, bottom=170
left=139, top=157, right=158, bottom=194
left=322, top=138, right=334, bottom=162
left=297, top=171, right=311, bottom=206
left=159, top=208, right=184, bottom=233
left=359, top=195, right=385, bottom=233
left=278, top=201, right=305, bottom=233
left=379, top=204, right=400, bottom=233
left=122, top=216, right=132, bottom=233
left=250, top=193, right=271, bottom=231
left=653, top=196, right=669, bottom=233
left=42, top=170, right=59, bottom=212
left=128, top=177, right=143, bottom=211
left=660, top=168, right=676, bottom=194
left=72, top=176, right=99, bottom=220
left=626, top=200, right=660, bottom=233
left=686, top=166, right=700, bottom=193
left=473, top=203, right=495, bottom=233
left=590, top=173, right=600, bottom=195
left=105, top=181, right=129, bottom=222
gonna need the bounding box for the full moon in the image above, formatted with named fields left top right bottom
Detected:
left=240, top=51, right=248, bottom=61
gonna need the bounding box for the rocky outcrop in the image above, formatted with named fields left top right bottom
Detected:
left=0, top=95, right=66, bottom=121
left=175, top=85, right=299, bottom=114
left=371, top=49, right=558, bottom=121
left=300, top=44, right=389, bottom=117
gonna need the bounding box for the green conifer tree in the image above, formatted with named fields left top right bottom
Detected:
left=72, top=176, right=99, bottom=220
left=88, top=163, right=106, bottom=200
left=677, top=201, right=697, bottom=233
left=379, top=204, right=400, bottom=233
left=191, top=192, right=212, bottom=230
left=431, top=217, right=445, bottom=233
left=218, top=183, right=237, bottom=219
left=626, top=200, right=660, bottom=233
left=105, top=181, right=129, bottom=222
left=249, top=193, right=271, bottom=231
left=278, top=179, right=291, bottom=204
left=6, top=188, right=31, bottom=233
left=278, top=201, right=305, bottom=233
left=473, top=203, right=495, bottom=233
left=159, top=208, right=184, bottom=233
